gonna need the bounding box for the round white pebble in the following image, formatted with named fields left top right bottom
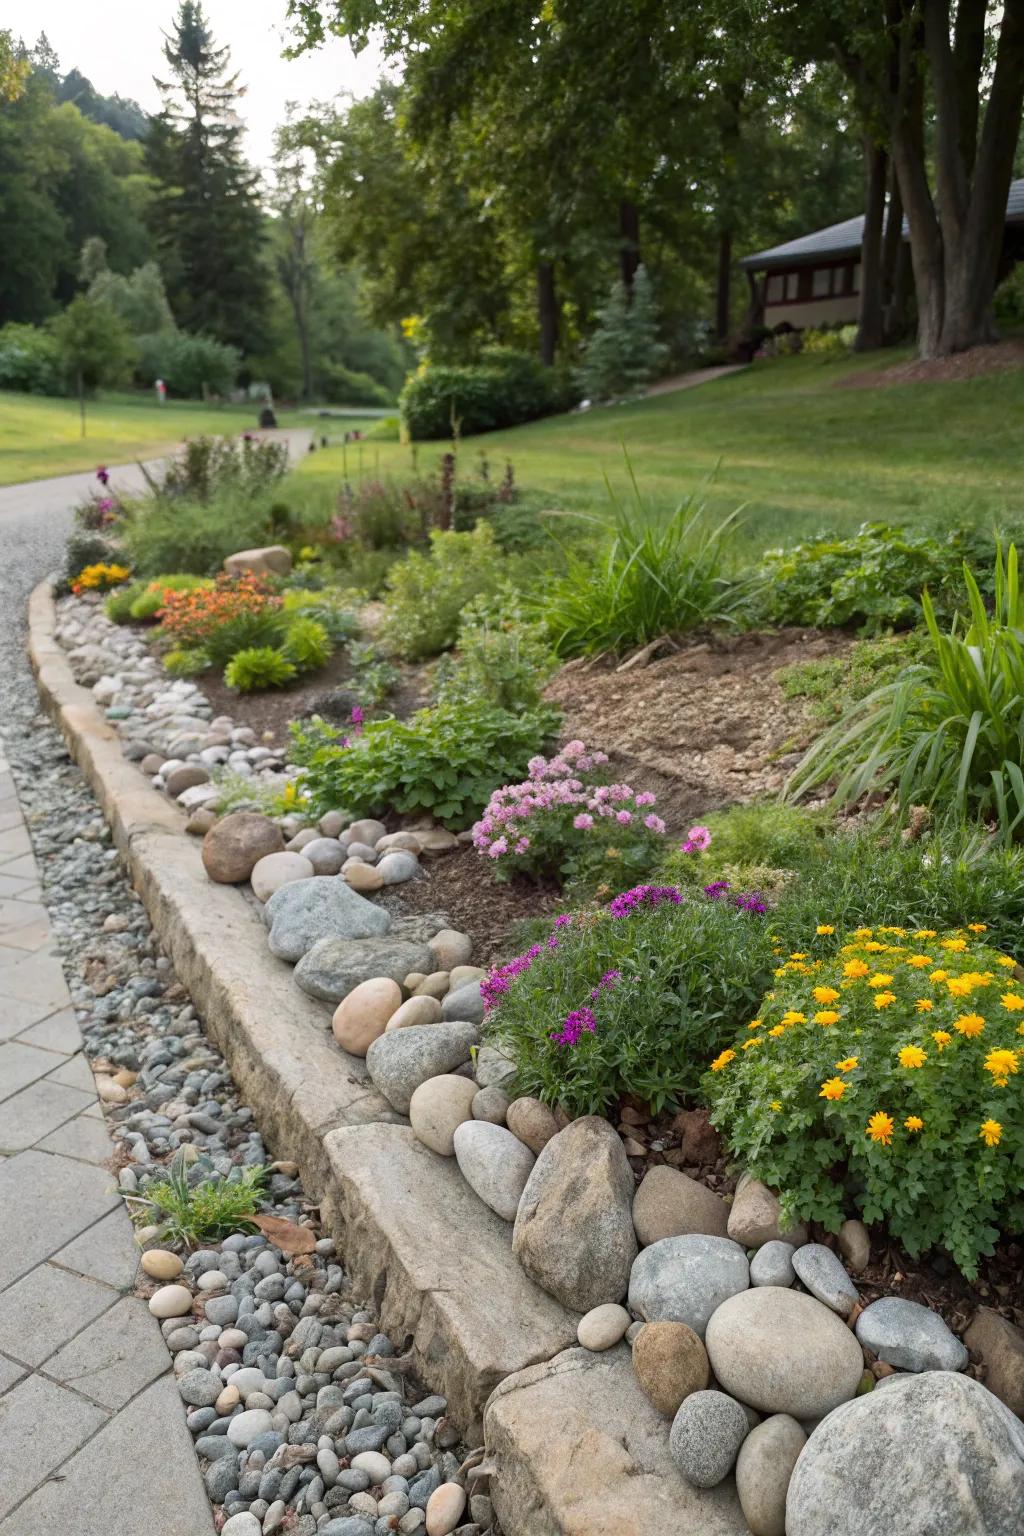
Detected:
left=140, top=1249, right=183, bottom=1281
left=226, top=1408, right=274, bottom=1447
left=148, top=1284, right=193, bottom=1318
left=221, top=1515, right=262, bottom=1536
left=351, top=1450, right=391, bottom=1484
left=577, top=1303, right=632, bottom=1351
left=196, top=1269, right=228, bottom=1292
left=426, top=1481, right=467, bottom=1535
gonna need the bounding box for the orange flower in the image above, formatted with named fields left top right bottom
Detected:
left=816, top=924, right=835, bottom=935
left=835, top=1057, right=859, bottom=1072
left=905, top=954, right=934, bottom=968
left=967, top=923, right=987, bottom=933
left=812, top=986, right=841, bottom=1004
left=953, top=1013, right=985, bottom=1038
left=873, top=991, right=897, bottom=1009
left=710, top=1049, right=736, bottom=1072
left=980, top=1119, right=1002, bottom=1148
left=897, top=1045, right=927, bottom=1068
left=904, top=1115, right=924, bottom=1132
left=814, top=1010, right=840, bottom=1026
left=915, top=998, right=934, bottom=1012
left=819, top=1077, right=847, bottom=1101
left=844, top=959, right=870, bottom=979
left=931, top=1030, right=952, bottom=1050
left=866, top=1111, right=894, bottom=1146
left=984, top=1048, right=1018, bottom=1085
left=868, top=973, right=894, bottom=988
left=913, top=928, right=937, bottom=939
left=1001, top=992, right=1024, bottom=1011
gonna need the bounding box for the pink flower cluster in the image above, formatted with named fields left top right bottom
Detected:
left=472, top=740, right=666, bottom=862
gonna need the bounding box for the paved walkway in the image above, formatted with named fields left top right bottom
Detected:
left=645, top=362, right=748, bottom=397
left=0, top=754, right=214, bottom=1533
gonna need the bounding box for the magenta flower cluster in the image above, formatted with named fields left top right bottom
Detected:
left=551, top=967, right=623, bottom=1047
left=682, top=824, right=712, bottom=853
left=703, top=878, right=768, bottom=914
left=607, top=884, right=684, bottom=918
left=472, top=740, right=666, bottom=863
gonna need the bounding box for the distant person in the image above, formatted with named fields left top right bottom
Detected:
left=155, top=377, right=167, bottom=405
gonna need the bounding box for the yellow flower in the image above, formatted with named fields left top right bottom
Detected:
left=946, top=976, right=974, bottom=998
left=980, top=1119, right=1002, bottom=1148
left=835, top=1057, right=859, bottom=1072
left=853, top=927, right=874, bottom=939
left=984, top=1048, right=1018, bottom=1084
left=915, top=998, right=934, bottom=1012
left=929, top=970, right=949, bottom=983
left=780, top=1010, right=807, bottom=1025
left=913, top=928, right=937, bottom=939
left=863, top=941, right=887, bottom=952
left=968, top=923, right=987, bottom=933
left=814, top=1009, right=840, bottom=1025
left=866, top=1111, right=894, bottom=1146
left=873, top=991, right=897, bottom=1009
left=1001, top=992, right=1024, bottom=1011
left=897, top=1044, right=927, bottom=1068
left=844, top=959, right=870, bottom=979
left=1018, top=1023, right=1024, bottom=1037
left=812, top=986, right=841, bottom=1004
left=932, top=1029, right=952, bottom=1050
left=878, top=925, right=907, bottom=936
left=953, top=1013, right=985, bottom=1038
left=789, top=952, right=807, bottom=961
left=816, top=924, right=835, bottom=935
left=768, top=1024, right=786, bottom=1038
left=997, top=956, right=1016, bottom=969
left=904, top=1115, right=924, bottom=1132
left=747, top=1019, right=763, bottom=1030
left=770, top=1100, right=782, bottom=1111
left=741, top=1037, right=762, bottom=1050
left=868, top=973, right=894, bottom=988
left=905, top=954, right=934, bottom=968
left=941, top=937, right=968, bottom=952
left=960, top=971, right=992, bottom=989
left=819, top=1077, right=847, bottom=1101
left=710, top=1049, right=736, bottom=1072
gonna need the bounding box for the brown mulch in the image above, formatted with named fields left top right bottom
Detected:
left=838, top=337, right=1024, bottom=390
left=544, top=627, right=853, bottom=830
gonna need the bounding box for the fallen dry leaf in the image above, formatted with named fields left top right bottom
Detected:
left=252, top=1213, right=316, bottom=1255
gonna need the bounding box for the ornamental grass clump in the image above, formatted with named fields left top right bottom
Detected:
left=483, top=883, right=775, bottom=1116
left=472, top=739, right=666, bottom=887
left=704, top=924, right=1024, bottom=1277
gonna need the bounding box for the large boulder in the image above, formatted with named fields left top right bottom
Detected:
left=441, top=979, right=485, bottom=1024
left=785, top=1372, right=1024, bottom=1536
left=203, top=812, right=284, bottom=883
left=294, top=935, right=434, bottom=1003
left=453, top=1121, right=536, bottom=1223
left=855, top=1296, right=969, bottom=1373
left=628, top=1235, right=749, bottom=1340
left=705, top=1287, right=864, bottom=1420
left=223, top=545, right=292, bottom=577
left=512, top=1117, right=638, bottom=1312
left=632, top=1166, right=730, bottom=1245
left=264, top=877, right=391, bottom=963
left=964, top=1308, right=1024, bottom=1418
left=365, top=1022, right=479, bottom=1113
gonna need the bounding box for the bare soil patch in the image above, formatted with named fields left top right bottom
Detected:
left=838, top=337, right=1024, bottom=390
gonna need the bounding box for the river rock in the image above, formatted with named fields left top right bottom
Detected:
left=964, top=1308, right=1024, bottom=1417
left=295, top=936, right=434, bottom=1003
left=386, top=994, right=443, bottom=1031
left=735, top=1414, right=806, bottom=1536
left=203, top=812, right=284, bottom=883
left=838, top=1218, right=870, bottom=1273
left=472, top=1085, right=509, bottom=1124
left=452, top=1121, right=536, bottom=1222
left=632, top=1166, right=730, bottom=1245
left=265, top=876, right=391, bottom=962
left=428, top=929, right=472, bottom=970
left=344, top=861, right=384, bottom=893
left=627, top=1234, right=749, bottom=1339
left=632, top=1320, right=710, bottom=1416
left=226, top=1408, right=275, bottom=1447
left=377, top=851, right=420, bottom=885
left=332, top=977, right=403, bottom=1057
left=727, top=1178, right=807, bottom=1248
left=366, top=1021, right=479, bottom=1113
left=855, top=1297, right=969, bottom=1372
left=348, top=817, right=387, bottom=847
left=705, top=1286, right=864, bottom=1418
left=577, top=1303, right=632, bottom=1351
left=513, top=1116, right=637, bottom=1311
left=669, top=1389, right=749, bottom=1488
left=301, top=837, right=348, bottom=875
left=141, top=1249, right=183, bottom=1280
left=791, top=1243, right=859, bottom=1317
left=148, top=1284, right=194, bottom=1318
left=251, top=851, right=315, bottom=902
left=440, top=980, right=484, bottom=1024
left=425, top=1481, right=466, bottom=1535
left=409, top=1074, right=478, bottom=1156
left=749, top=1241, right=796, bottom=1289
left=413, top=970, right=450, bottom=999
left=505, top=1097, right=559, bottom=1154
left=474, top=1043, right=515, bottom=1089
left=165, top=762, right=210, bottom=798
left=785, top=1372, right=1024, bottom=1536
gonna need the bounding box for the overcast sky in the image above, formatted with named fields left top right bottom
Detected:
left=7, top=0, right=386, bottom=168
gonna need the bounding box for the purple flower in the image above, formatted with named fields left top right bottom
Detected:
left=573, top=813, right=594, bottom=830
left=644, top=814, right=666, bottom=834
left=703, top=880, right=731, bottom=900
left=551, top=1005, right=597, bottom=1047
left=735, top=890, right=768, bottom=914
left=553, top=914, right=573, bottom=928
left=616, top=809, right=633, bottom=825
left=608, top=884, right=683, bottom=918
left=96, top=465, right=109, bottom=485
left=683, top=825, right=713, bottom=853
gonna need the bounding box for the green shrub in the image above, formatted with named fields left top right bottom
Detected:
left=129, top=574, right=211, bottom=621
left=433, top=592, right=559, bottom=713
left=123, top=489, right=289, bottom=577
left=204, top=608, right=288, bottom=668
left=789, top=546, right=1024, bottom=841
left=281, top=589, right=360, bottom=642
left=65, top=531, right=118, bottom=583
left=0, top=322, right=64, bottom=394
left=364, top=415, right=402, bottom=442
left=378, top=523, right=505, bottom=660
left=163, top=648, right=211, bottom=676
left=291, top=699, right=559, bottom=827
left=105, top=582, right=146, bottom=623
left=153, top=434, right=289, bottom=504
left=320, top=361, right=394, bottom=407
left=752, top=522, right=1007, bottom=634
left=801, top=326, right=851, bottom=357
left=283, top=616, right=332, bottom=673
left=400, top=347, right=575, bottom=440
left=778, top=632, right=931, bottom=724
left=577, top=265, right=667, bottom=403
left=704, top=924, right=1024, bottom=1277
left=135, top=330, right=241, bottom=397
left=539, top=484, right=743, bottom=658
left=334, top=479, right=422, bottom=549
left=348, top=641, right=399, bottom=707
left=224, top=646, right=297, bottom=692
left=483, top=887, right=776, bottom=1117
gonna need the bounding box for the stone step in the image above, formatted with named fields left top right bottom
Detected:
left=484, top=1344, right=749, bottom=1536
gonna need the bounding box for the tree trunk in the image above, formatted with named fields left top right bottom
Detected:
left=715, top=228, right=732, bottom=343
left=536, top=261, right=559, bottom=366
left=619, top=199, right=640, bottom=292
left=77, top=370, right=85, bottom=438
left=855, top=137, right=888, bottom=351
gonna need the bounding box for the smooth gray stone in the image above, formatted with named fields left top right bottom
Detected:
left=294, top=936, right=433, bottom=1004
left=365, top=1022, right=479, bottom=1113
left=855, top=1297, right=969, bottom=1372
left=791, top=1243, right=859, bottom=1317
left=669, top=1389, right=750, bottom=1488
left=440, top=980, right=484, bottom=1024
left=264, top=877, right=391, bottom=963
left=749, top=1241, right=796, bottom=1288
left=627, top=1234, right=749, bottom=1339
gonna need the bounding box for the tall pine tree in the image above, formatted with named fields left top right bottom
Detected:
left=147, top=2, right=268, bottom=358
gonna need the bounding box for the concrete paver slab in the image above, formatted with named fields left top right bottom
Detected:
left=0, top=1150, right=120, bottom=1290
left=0, top=1353, right=25, bottom=1395
left=45, top=1051, right=95, bottom=1092
left=0, top=1040, right=58, bottom=1102
left=37, top=1109, right=115, bottom=1164
left=16, top=1006, right=82, bottom=1054
left=0, top=1372, right=107, bottom=1521
left=0, top=1261, right=117, bottom=1367
left=0, top=952, right=70, bottom=1010
left=43, top=1296, right=167, bottom=1410
left=0, top=995, right=61, bottom=1039
left=0, top=1077, right=93, bottom=1153
left=52, top=1205, right=140, bottom=1290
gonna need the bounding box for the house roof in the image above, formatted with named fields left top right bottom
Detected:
left=740, top=177, right=1024, bottom=271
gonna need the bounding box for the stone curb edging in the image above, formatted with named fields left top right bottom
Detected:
left=28, top=580, right=752, bottom=1533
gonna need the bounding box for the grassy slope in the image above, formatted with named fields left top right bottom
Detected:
left=293, top=351, right=1024, bottom=552
left=0, top=391, right=300, bottom=486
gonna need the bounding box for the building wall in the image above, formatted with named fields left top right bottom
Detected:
left=768, top=293, right=860, bottom=329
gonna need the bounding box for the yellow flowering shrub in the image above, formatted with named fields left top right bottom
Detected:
left=704, top=926, right=1024, bottom=1276
left=71, top=562, right=131, bottom=594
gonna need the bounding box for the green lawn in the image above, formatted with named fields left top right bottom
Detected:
left=0, top=391, right=301, bottom=486
left=293, top=350, right=1024, bottom=551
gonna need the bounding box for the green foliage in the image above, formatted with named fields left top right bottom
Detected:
left=778, top=633, right=931, bottom=724
left=154, top=434, right=289, bottom=503
left=283, top=615, right=332, bottom=672
left=123, top=490, right=286, bottom=578
left=577, top=265, right=667, bottom=403
left=801, top=326, right=853, bottom=357
left=347, top=641, right=399, bottom=706
left=378, top=523, right=505, bottom=660
left=705, top=926, right=1024, bottom=1278
left=790, top=546, right=1024, bottom=841
left=49, top=295, right=136, bottom=391
left=320, top=360, right=394, bottom=406
left=752, top=522, right=1006, bottom=634
left=65, top=530, right=117, bottom=582
left=433, top=591, right=559, bottom=712
left=485, top=895, right=776, bottom=1117
left=0, top=323, right=63, bottom=394
left=291, top=699, right=558, bottom=827
left=104, top=582, right=145, bottom=622
left=335, top=478, right=422, bottom=549
left=163, top=647, right=210, bottom=676
left=281, top=588, right=360, bottom=641
left=400, top=348, right=574, bottom=440
left=224, top=646, right=297, bottom=692
left=125, top=573, right=210, bottom=621
left=540, top=481, right=743, bottom=657
left=135, top=328, right=241, bottom=397
left=126, top=1152, right=266, bottom=1248
left=204, top=609, right=288, bottom=667
left=85, top=248, right=175, bottom=335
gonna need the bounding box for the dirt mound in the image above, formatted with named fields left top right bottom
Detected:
left=839, top=337, right=1024, bottom=389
